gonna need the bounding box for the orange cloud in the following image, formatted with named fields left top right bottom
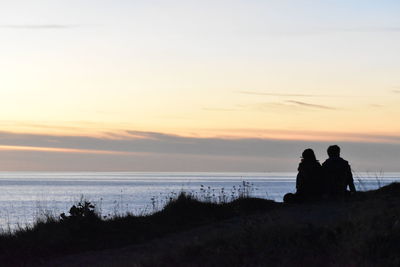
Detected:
left=0, top=145, right=130, bottom=155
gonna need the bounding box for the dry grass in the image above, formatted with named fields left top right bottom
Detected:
left=1, top=183, right=400, bottom=266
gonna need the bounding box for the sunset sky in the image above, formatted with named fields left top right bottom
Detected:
left=0, top=1, right=399, bottom=171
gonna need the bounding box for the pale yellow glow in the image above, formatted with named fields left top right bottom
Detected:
left=1, top=58, right=399, bottom=140
left=0, top=1, right=399, bottom=147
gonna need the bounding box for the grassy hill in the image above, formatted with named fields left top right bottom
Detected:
left=1, top=183, right=400, bottom=266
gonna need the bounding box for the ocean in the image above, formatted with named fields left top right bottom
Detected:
left=0, top=171, right=398, bottom=230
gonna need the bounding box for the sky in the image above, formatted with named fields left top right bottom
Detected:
left=0, top=0, right=399, bottom=171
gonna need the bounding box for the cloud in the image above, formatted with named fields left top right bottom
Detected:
left=392, top=89, right=400, bottom=94
left=0, top=24, right=78, bottom=29
left=238, top=91, right=324, bottom=97
left=286, top=100, right=336, bottom=110
left=268, top=27, right=400, bottom=36
left=0, top=130, right=399, bottom=171
left=236, top=102, right=285, bottom=112
left=236, top=100, right=337, bottom=113
left=0, top=129, right=399, bottom=156
left=202, top=107, right=238, bottom=112
left=369, top=104, right=384, bottom=108
left=237, top=91, right=349, bottom=98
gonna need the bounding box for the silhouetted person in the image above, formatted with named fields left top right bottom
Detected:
left=296, top=148, right=322, bottom=198
left=284, top=148, right=322, bottom=203
left=322, top=145, right=356, bottom=196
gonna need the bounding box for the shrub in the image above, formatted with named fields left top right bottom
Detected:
left=60, top=200, right=97, bottom=221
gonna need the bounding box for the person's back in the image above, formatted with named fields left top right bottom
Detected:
left=297, top=160, right=322, bottom=196
left=296, top=149, right=322, bottom=198
left=322, top=145, right=356, bottom=195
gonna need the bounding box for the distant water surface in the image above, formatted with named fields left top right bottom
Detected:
left=0, top=172, right=398, bottom=230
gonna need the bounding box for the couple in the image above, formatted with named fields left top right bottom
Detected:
left=284, top=145, right=356, bottom=203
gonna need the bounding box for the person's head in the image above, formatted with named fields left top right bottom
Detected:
left=327, top=145, right=340, bottom=158
left=301, top=148, right=317, bottom=162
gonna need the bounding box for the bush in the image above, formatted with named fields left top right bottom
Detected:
left=60, top=200, right=98, bottom=221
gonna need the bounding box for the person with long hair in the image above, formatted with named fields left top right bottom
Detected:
left=284, top=148, right=322, bottom=203
left=296, top=148, right=322, bottom=198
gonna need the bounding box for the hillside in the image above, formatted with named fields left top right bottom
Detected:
left=2, top=184, right=400, bottom=266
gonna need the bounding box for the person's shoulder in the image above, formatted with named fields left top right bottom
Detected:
left=339, top=157, right=350, bottom=165
left=311, top=160, right=321, bottom=166
left=298, top=161, right=307, bottom=169
left=321, top=158, right=330, bottom=166
left=298, top=162, right=304, bottom=170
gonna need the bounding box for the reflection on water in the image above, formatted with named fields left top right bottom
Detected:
left=0, top=172, right=398, bottom=230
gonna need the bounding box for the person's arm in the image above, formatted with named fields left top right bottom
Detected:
left=347, top=164, right=356, bottom=192
left=296, top=172, right=300, bottom=190
left=296, top=163, right=303, bottom=192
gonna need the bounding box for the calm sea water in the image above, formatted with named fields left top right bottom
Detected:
left=0, top=172, right=398, bottom=230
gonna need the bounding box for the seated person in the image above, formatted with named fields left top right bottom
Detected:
left=322, top=145, right=356, bottom=195
left=284, top=148, right=322, bottom=203
left=296, top=148, right=323, bottom=198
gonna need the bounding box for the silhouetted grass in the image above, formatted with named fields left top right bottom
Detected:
left=0, top=190, right=278, bottom=266
left=1, top=183, right=400, bottom=266
left=140, top=183, right=400, bottom=267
